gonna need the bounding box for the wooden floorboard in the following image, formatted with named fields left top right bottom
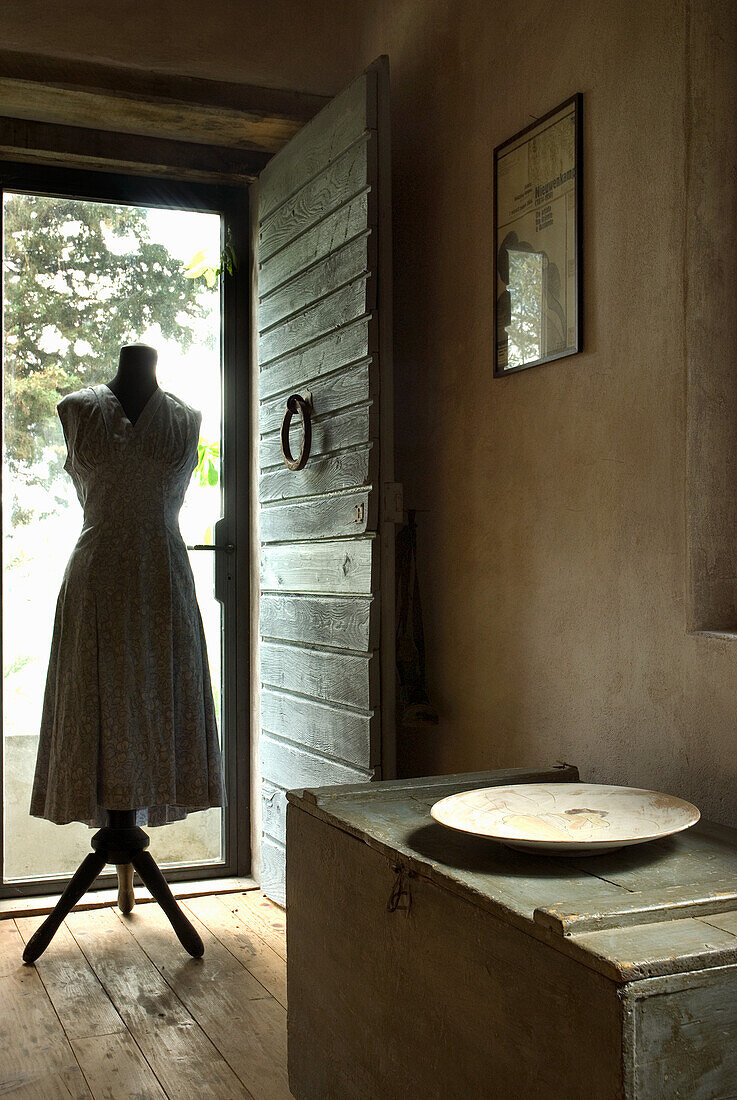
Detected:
left=71, top=1030, right=168, bottom=1100
left=0, top=892, right=292, bottom=1099
left=218, top=891, right=287, bottom=962
left=120, top=904, right=291, bottom=1100
left=14, top=917, right=125, bottom=1041
left=184, top=894, right=288, bottom=1008
left=0, top=920, right=92, bottom=1098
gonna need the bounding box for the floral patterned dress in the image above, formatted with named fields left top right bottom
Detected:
left=30, top=383, right=225, bottom=827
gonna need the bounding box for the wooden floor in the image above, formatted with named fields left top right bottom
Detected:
left=0, top=891, right=292, bottom=1099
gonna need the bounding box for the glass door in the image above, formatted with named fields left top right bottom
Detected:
left=0, top=167, right=247, bottom=894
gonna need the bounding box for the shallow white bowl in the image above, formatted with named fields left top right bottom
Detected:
left=430, top=782, right=701, bottom=855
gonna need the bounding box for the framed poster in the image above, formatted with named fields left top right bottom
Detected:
left=493, top=94, right=582, bottom=377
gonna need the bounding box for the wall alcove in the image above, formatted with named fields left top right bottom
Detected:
left=685, top=1, right=737, bottom=635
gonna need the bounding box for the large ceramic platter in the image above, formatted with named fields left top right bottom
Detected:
left=430, top=783, right=700, bottom=854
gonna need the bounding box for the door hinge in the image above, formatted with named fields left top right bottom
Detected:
left=382, top=482, right=404, bottom=524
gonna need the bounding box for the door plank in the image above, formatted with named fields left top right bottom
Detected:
left=259, top=317, right=371, bottom=401
left=258, top=277, right=371, bottom=365
left=14, top=916, right=124, bottom=1042
left=257, top=69, right=375, bottom=221
left=260, top=641, right=374, bottom=708
left=261, top=537, right=374, bottom=596
left=260, top=444, right=373, bottom=504
left=259, top=359, right=373, bottom=435
left=259, top=403, right=375, bottom=470
left=259, top=593, right=375, bottom=651
left=260, top=488, right=372, bottom=543
left=184, top=894, right=287, bottom=1008
left=260, top=732, right=373, bottom=791
left=0, top=921, right=91, bottom=1099
left=261, top=790, right=292, bottom=861
left=261, top=689, right=375, bottom=769
left=259, top=140, right=370, bottom=265
left=260, top=838, right=287, bottom=909
left=259, top=190, right=370, bottom=296
left=260, top=233, right=370, bottom=332
left=262, top=782, right=288, bottom=848
left=118, top=905, right=291, bottom=1100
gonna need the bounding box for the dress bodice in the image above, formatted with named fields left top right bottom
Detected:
left=59, top=384, right=201, bottom=534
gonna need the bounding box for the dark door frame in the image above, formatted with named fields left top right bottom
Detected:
left=0, top=160, right=251, bottom=898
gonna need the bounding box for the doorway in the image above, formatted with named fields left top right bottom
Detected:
left=0, top=164, right=250, bottom=896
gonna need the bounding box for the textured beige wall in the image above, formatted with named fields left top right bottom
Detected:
left=353, top=0, right=737, bottom=823
left=0, top=0, right=363, bottom=92
left=4, top=1, right=736, bottom=824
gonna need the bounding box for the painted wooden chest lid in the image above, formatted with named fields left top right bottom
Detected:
left=288, top=765, right=737, bottom=983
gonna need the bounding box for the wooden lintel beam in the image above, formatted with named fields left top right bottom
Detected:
left=0, top=48, right=329, bottom=155
left=0, top=116, right=268, bottom=185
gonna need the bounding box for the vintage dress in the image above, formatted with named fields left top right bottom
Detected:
left=30, top=383, right=225, bottom=828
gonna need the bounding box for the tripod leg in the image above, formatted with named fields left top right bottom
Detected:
left=23, top=851, right=107, bottom=964
left=130, top=850, right=204, bottom=958
left=116, top=863, right=135, bottom=914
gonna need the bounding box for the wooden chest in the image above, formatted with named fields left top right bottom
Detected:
left=286, top=765, right=737, bottom=1099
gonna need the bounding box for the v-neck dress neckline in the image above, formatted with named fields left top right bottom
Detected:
left=95, top=382, right=165, bottom=438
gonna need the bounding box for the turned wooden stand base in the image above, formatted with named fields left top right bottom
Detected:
left=22, top=810, right=204, bottom=964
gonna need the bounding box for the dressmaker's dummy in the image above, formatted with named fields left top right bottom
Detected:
left=26, top=339, right=225, bottom=961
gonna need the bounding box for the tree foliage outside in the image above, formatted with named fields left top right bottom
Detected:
left=3, top=193, right=210, bottom=474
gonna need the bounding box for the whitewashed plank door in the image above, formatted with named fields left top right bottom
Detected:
left=256, top=58, right=395, bottom=904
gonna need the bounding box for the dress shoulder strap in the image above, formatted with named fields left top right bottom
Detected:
left=56, top=388, right=93, bottom=470
left=57, top=393, right=79, bottom=470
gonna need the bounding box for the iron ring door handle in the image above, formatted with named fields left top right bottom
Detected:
left=281, top=393, right=312, bottom=471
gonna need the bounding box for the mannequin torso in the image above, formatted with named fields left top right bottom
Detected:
left=105, top=343, right=159, bottom=425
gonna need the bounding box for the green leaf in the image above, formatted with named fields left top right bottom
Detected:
left=194, top=437, right=220, bottom=487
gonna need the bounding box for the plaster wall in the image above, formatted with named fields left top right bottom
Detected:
left=354, top=0, right=737, bottom=823
left=0, top=0, right=364, bottom=92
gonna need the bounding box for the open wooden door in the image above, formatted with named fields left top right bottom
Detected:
left=255, top=58, right=395, bottom=904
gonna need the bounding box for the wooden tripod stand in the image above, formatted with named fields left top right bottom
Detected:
left=22, top=810, right=204, bottom=963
